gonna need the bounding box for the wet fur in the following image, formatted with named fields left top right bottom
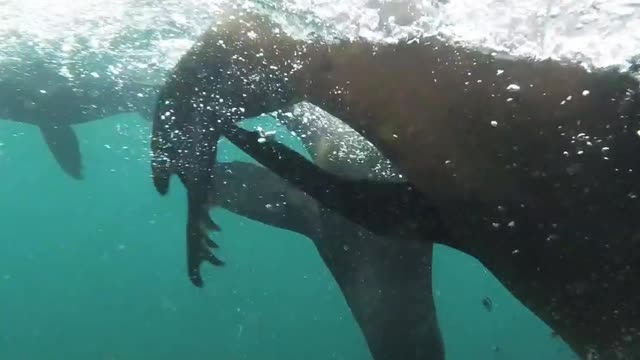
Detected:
left=152, top=8, right=640, bottom=359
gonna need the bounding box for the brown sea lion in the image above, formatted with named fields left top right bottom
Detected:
left=151, top=7, right=639, bottom=359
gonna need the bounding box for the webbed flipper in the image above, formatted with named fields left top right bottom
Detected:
left=186, top=188, right=224, bottom=287
left=39, top=124, right=83, bottom=179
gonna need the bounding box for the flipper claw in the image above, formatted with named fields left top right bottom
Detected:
left=186, top=191, right=225, bottom=287
left=204, top=236, right=219, bottom=249
left=201, top=213, right=222, bottom=232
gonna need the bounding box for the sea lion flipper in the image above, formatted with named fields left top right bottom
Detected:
left=150, top=135, right=173, bottom=195
left=200, top=213, right=222, bottom=234
left=38, top=124, right=83, bottom=179
left=186, top=190, right=224, bottom=287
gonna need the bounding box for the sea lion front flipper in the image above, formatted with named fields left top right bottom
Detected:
left=38, top=124, right=83, bottom=179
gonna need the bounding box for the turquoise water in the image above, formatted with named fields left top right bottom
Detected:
left=0, top=114, right=577, bottom=359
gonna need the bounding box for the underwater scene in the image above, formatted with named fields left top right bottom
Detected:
left=1, top=0, right=639, bottom=359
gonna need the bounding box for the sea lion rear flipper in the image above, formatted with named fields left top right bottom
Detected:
left=186, top=187, right=224, bottom=288
left=38, top=124, right=83, bottom=179
left=331, top=235, right=445, bottom=360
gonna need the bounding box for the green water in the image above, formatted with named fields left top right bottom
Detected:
left=0, top=114, right=577, bottom=359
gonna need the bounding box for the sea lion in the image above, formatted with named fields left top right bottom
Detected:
left=151, top=8, right=640, bottom=359
left=0, top=60, right=158, bottom=178
left=213, top=160, right=444, bottom=360
left=260, top=105, right=443, bottom=360
left=1, top=55, right=444, bottom=360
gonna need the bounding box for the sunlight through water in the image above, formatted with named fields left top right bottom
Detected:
left=1, top=0, right=639, bottom=81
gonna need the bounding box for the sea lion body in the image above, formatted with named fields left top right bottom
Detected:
left=0, top=60, right=157, bottom=178
left=152, top=9, right=639, bottom=358
left=281, top=105, right=443, bottom=359
left=213, top=159, right=443, bottom=360
left=2, top=56, right=444, bottom=360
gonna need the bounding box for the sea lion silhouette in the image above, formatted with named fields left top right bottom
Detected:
left=0, top=60, right=157, bottom=178
left=151, top=7, right=639, bottom=359
left=258, top=104, right=443, bottom=360
left=213, top=159, right=444, bottom=360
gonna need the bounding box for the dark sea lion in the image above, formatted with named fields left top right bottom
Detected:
left=213, top=160, right=444, bottom=360
left=260, top=105, right=443, bottom=360
left=151, top=7, right=639, bottom=359
left=2, top=56, right=444, bottom=359
left=0, top=60, right=158, bottom=178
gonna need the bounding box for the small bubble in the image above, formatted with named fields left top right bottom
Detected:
left=508, top=221, right=515, bottom=228
left=265, top=203, right=273, bottom=209
left=628, top=193, right=637, bottom=199
left=104, top=144, right=112, bottom=149
left=490, top=120, right=498, bottom=127
left=601, top=147, right=610, bottom=154
left=39, top=89, right=47, bottom=94
left=491, top=222, right=500, bottom=228
left=506, top=84, right=520, bottom=92
left=90, top=72, right=100, bottom=78
left=343, top=245, right=349, bottom=251
left=496, top=69, right=504, bottom=75
left=582, top=90, right=590, bottom=96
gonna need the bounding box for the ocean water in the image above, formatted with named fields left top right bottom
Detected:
left=4, top=0, right=639, bottom=357
left=0, top=113, right=577, bottom=359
